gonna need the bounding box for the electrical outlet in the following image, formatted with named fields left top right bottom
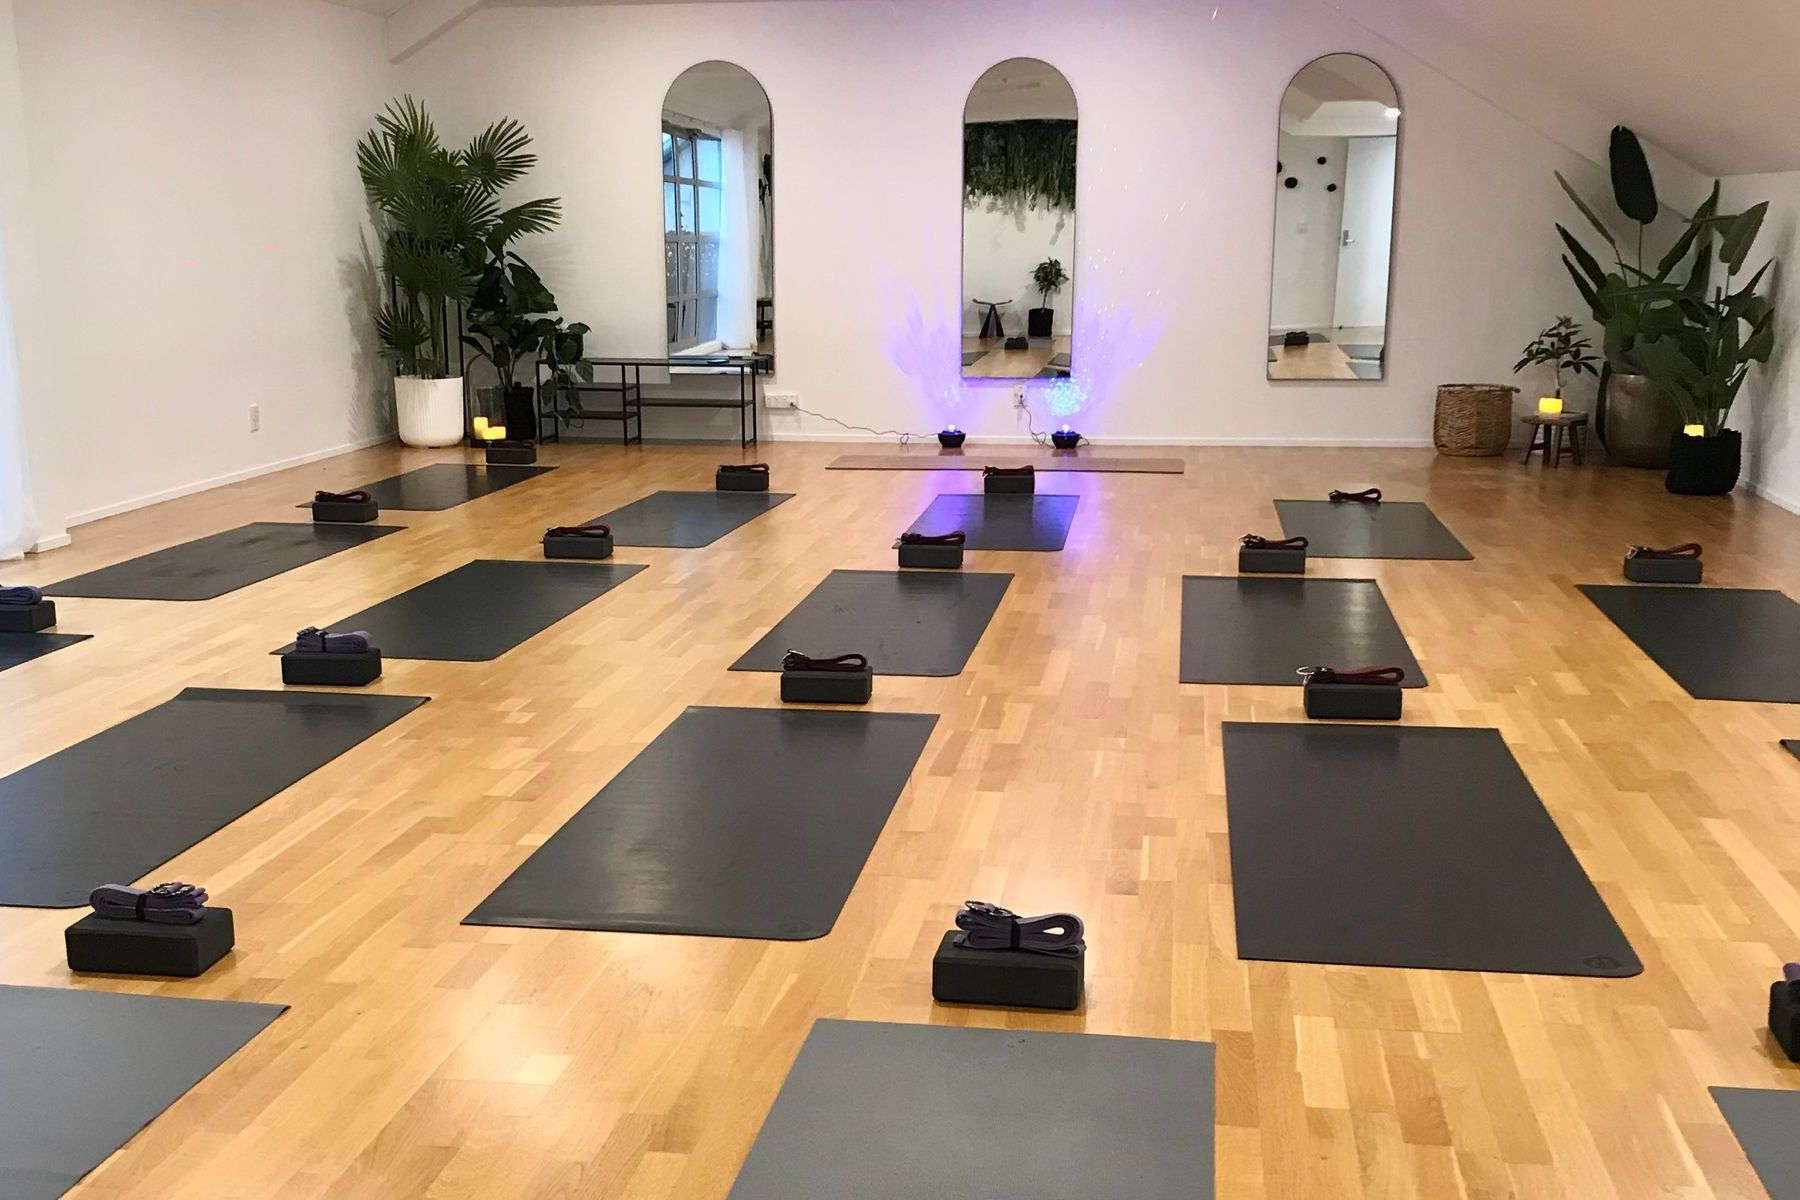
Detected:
left=1013, top=385, right=1027, bottom=408
left=248, top=403, right=260, bottom=432
left=766, top=392, right=800, bottom=410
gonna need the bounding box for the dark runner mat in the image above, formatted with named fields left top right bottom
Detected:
left=828, top=453, right=1182, bottom=474
left=1179, top=576, right=1425, bottom=686
left=44, top=522, right=401, bottom=601
left=0, top=632, right=90, bottom=673
left=584, top=489, right=793, bottom=548
left=904, top=493, right=1079, bottom=551
left=0, top=985, right=286, bottom=1200
left=350, top=463, right=553, bottom=510
left=1712, top=1086, right=1800, bottom=1200
left=731, top=569, right=1011, bottom=677
left=464, top=706, right=937, bottom=939
left=727, top=1020, right=1215, bottom=1200
left=1273, top=499, right=1472, bottom=560
left=275, top=560, right=644, bottom=662
left=1222, top=722, right=1639, bottom=976
left=0, top=687, right=426, bottom=907
left=1785, top=739, right=1799, bottom=761
left=1579, top=585, right=1800, bottom=704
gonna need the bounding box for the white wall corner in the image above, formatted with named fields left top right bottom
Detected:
left=386, top=0, right=486, bottom=63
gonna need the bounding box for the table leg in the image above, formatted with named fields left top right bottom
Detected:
left=1571, top=425, right=1585, bottom=465
left=1521, top=427, right=1536, bottom=465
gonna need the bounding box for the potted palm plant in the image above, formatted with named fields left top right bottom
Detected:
left=463, top=254, right=563, bottom=438
left=357, top=97, right=560, bottom=446
left=1028, top=258, right=1068, bottom=339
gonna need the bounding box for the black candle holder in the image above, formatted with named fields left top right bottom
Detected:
left=1051, top=429, right=1081, bottom=450
left=938, top=429, right=967, bottom=449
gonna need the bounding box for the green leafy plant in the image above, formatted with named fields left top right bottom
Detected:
left=462, top=253, right=560, bottom=393
left=356, top=96, right=562, bottom=378
left=1513, top=316, right=1598, bottom=397
left=539, top=318, right=595, bottom=423
left=1032, top=258, right=1069, bottom=309
left=963, top=120, right=1077, bottom=212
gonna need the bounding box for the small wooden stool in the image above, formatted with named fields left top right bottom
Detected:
left=1520, top=412, right=1589, bottom=467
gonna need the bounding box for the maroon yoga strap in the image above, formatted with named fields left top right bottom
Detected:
left=984, top=464, right=1034, bottom=477
left=900, top=531, right=968, bottom=546
left=1302, top=665, right=1406, bottom=686
left=1627, top=542, right=1702, bottom=560
left=720, top=462, right=770, bottom=474
left=782, top=650, right=869, bottom=673
left=1328, top=487, right=1382, bottom=504
left=544, top=523, right=611, bottom=539
left=314, top=489, right=372, bottom=504
left=1241, top=534, right=1309, bottom=550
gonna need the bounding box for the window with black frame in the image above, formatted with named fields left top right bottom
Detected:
left=663, top=123, right=722, bottom=351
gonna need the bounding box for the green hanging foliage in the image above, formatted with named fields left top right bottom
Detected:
left=963, top=119, right=1077, bottom=213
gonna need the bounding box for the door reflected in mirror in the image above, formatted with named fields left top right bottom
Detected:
left=662, top=62, right=772, bottom=356
left=962, top=58, right=1076, bottom=380
left=1267, top=53, right=1399, bottom=381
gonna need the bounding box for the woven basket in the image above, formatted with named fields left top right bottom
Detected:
left=1433, top=384, right=1518, bottom=456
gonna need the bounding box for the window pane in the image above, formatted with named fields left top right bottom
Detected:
left=681, top=300, right=698, bottom=345
left=676, top=135, right=694, bottom=179
left=697, top=237, right=719, bottom=292
left=664, top=183, right=677, bottom=233
left=698, top=184, right=721, bottom=237
left=665, top=241, right=678, bottom=290
left=677, top=184, right=694, bottom=234
left=697, top=136, right=721, bottom=183
left=699, top=296, right=718, bottom=344
left=679, top=242, right=697, bottom=293
left=667, top=302, right=679, bottom=345
left=662, top=132, right=675, bottom=177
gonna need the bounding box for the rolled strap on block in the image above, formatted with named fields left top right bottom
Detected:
left=0, top=584, right=44, bottom=607
left=294, top=626, right=372, bottom=654
left=954, top=900, right=1085, bottom=957
left=313, top=489, right=372, bottom=504
left=899, top=531, right=967, bottom=546
left=1301, top=664, right=1406, bottom=686
left=1328, top=487, right=1382, bottom=504
left=782, top=650, right=869, bottom=673
left=1627, top=542, right=1702, bottom=560
left=1241, top=534, right=1309, bottom=550
left=719, top=462, right=770, bottom=474
left=983, top=464, right=1035, bottom=477
left=545, top=523, right=611, bottom=539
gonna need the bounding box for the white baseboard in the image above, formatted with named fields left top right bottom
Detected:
left=1744, top=477, right=1800, bottom=515
left=63, top=431, right=396, bottom=529
left=27, top=531, right=71, bottom=554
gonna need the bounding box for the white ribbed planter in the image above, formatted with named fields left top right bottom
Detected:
left=394, top=376, right=464, bottom=447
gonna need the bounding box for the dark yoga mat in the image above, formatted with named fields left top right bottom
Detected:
left=0, top=985, right=285, bottom=1200
left=1274, top=499, right=1472, bottom=560
left=1785, top=739, right=1799, bottom=761
left=905, top=493, right=1079, bottom=551
left=1179, top=576, right=1425, bottom=686
left=731, top=569, right=1011, bottom=677
left=351, top=463, right=553, bottom=511
left=1579, top=585, right=1800, bottom=704
left=586, top=489, right=793, bottom=548
left=465, top=706, right=937, bottom=939
left=1222, top=722, right=1639, bottom=976
left=727, top=1020, right=1215, bottom=1200
left=0, top=687, right=426, bottom=907
left=276, top=559, right=644, bottom=662
left=0, top=632, right=90, bottom=674
left=45, top=522, right=401, bottom=601
left=1713, top=1086, right=1800, bottom=1200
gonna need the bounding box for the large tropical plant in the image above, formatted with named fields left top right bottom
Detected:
left=462, top=253, right=561, bottom=393
left=356, top=97, right=561, bottom=379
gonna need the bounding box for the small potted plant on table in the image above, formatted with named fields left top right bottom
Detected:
left=1513, top=316, right=1598, bottom=412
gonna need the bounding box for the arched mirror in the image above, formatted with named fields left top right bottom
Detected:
left=1267, top=53, right=1399, bottom=380
left=662, top=62, right=772, bottom=355
left=962, top=58, right=1076, bottom=380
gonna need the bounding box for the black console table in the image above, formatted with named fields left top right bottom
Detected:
left=536, top=353, right=771, bottom=448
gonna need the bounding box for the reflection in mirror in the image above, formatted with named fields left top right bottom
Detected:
left=962, top=58, right=1076, bottom=380
left=662, top=62, right=772, bottom=355
left=1267, top=53, right=1399, bottom=380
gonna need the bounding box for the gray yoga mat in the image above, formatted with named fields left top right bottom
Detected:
left=731, top=569, right=1011, bottom=677
left=276, top=559, right=644, bottom=662
left=1274, top=499, right=1472, bottom=560
left=0, top=687, right=426, bottom=908
left=351, top=463, right=554, bottom=510
left=0, top=985, right=286, bottom=1200
left=1579, top=585, right=1800, bottom=704
left=727, top=1020, right=1215, bottom=1200
left=1713, top=1086, right=1800, bottom=1199
left=1222, top=722, right=1639, bottom=976
left=1179, top=576, right=1425, bottom=686
left=0, top=632, right=90, bottom=674
left=465, top=706, right=937, bottom=939
left=1785, top=739, right=1799, bottom=761
left=585, top=489, right=793, bottom=548
left=905, top=493, right=1079, bottom=551
left=44, top=522, right=401, bottom=601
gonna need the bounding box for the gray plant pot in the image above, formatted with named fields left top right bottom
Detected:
left=1601, top=373, right=1681, bottom=468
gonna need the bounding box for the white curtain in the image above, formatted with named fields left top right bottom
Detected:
left=0, top=200, right=35, bottom=561
left=716, top=128, right=759, bottom=350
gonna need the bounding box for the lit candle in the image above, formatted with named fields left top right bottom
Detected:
left=1538, top=397, right=1563, bottom=415
left=472, top=417, right=489, bottom=435
left=1683, top=423, right=1706, bottom=437
left=484, top=426, right=507, bottom=441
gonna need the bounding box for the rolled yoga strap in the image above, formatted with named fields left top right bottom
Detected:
left=719, top=462, right=770, bottom=474
left=0, top=585, right=43, bottom=607
left=782, top=650, right=869, bottom=673
left=1241, top=534, right=1309, bottom=550
left=545, top=523, right=612, bottom=539
left=89, top=881, right=209, bottom=925
left=954, top=900, right=1085, bottom=957
left=1328, top=487, right=1382, bottom=504
left=1300, top=664, right=1406, bottom=686
left=313, top=489, right=372, bottom=504
left=1627, top=542, right=1702, bottom=560
left=984, top=465, right=1034, bottom=478
left=899, top=531, right=968, bottom=546
left=294, top=626, right=372, bottom=654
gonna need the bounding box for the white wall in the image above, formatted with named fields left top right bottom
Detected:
left=396, top=0, right=1686, bottom=446
left=1722, top=170, right=1800, bottom=513
left=5, top=0, right=394, bottom=535
left=1269, top=133, right=1347, bottom=331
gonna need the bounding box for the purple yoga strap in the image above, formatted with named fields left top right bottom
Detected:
left=546, top=523, right=611, bottom=539
left=1627, top=542, right=1702, bottom=560
left=294, top=626, right=372, bottom=654
left=1328, top=487, right=1382, bottom=503
left=1241, top=534, right=1309, bottom=550
left=984, top=464, right=1034, bottom=477
left=782, top=650, right=869, bottom=673
left=719, top=462, right=770, bottom=474
left=313, top=489, right=372, bottom=504
left=899, top=531, right=967, bottom=546
left=89, top=881, right=209, bottom=926
left=954, top=900, right=1085, bottom=957
left=0, top=584, right=43, bottom=607
left=1300, top=664, right=1406, bottom=686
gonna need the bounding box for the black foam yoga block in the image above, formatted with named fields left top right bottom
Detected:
left=931, top=931, right=1083, bottom=1011
left=984, top=473, right=1034, bottom=495
left=1239, top=546, right=1306, bottom=574
left=280, top=648, right=382, bottom=686
left=1771, top=980, right=1800, bottom=1062
left=1624, top=556, right=1702, bottom=584
left=485, top=443, right=537, bottom=466
left=66, top=908, right=235, bottom=977
left=781, top=667, right=873, bottom=705
left=898, top=543, right=963, bottom=570
left=0, top=600, right=54, bottom=632
left=310, top=498, right=378, bottom=524
left=717, top=468, right=770, bottom=492
left=544, top=533, right=614, bottom=560
left=1304, top=679, right=1402, bottom=720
